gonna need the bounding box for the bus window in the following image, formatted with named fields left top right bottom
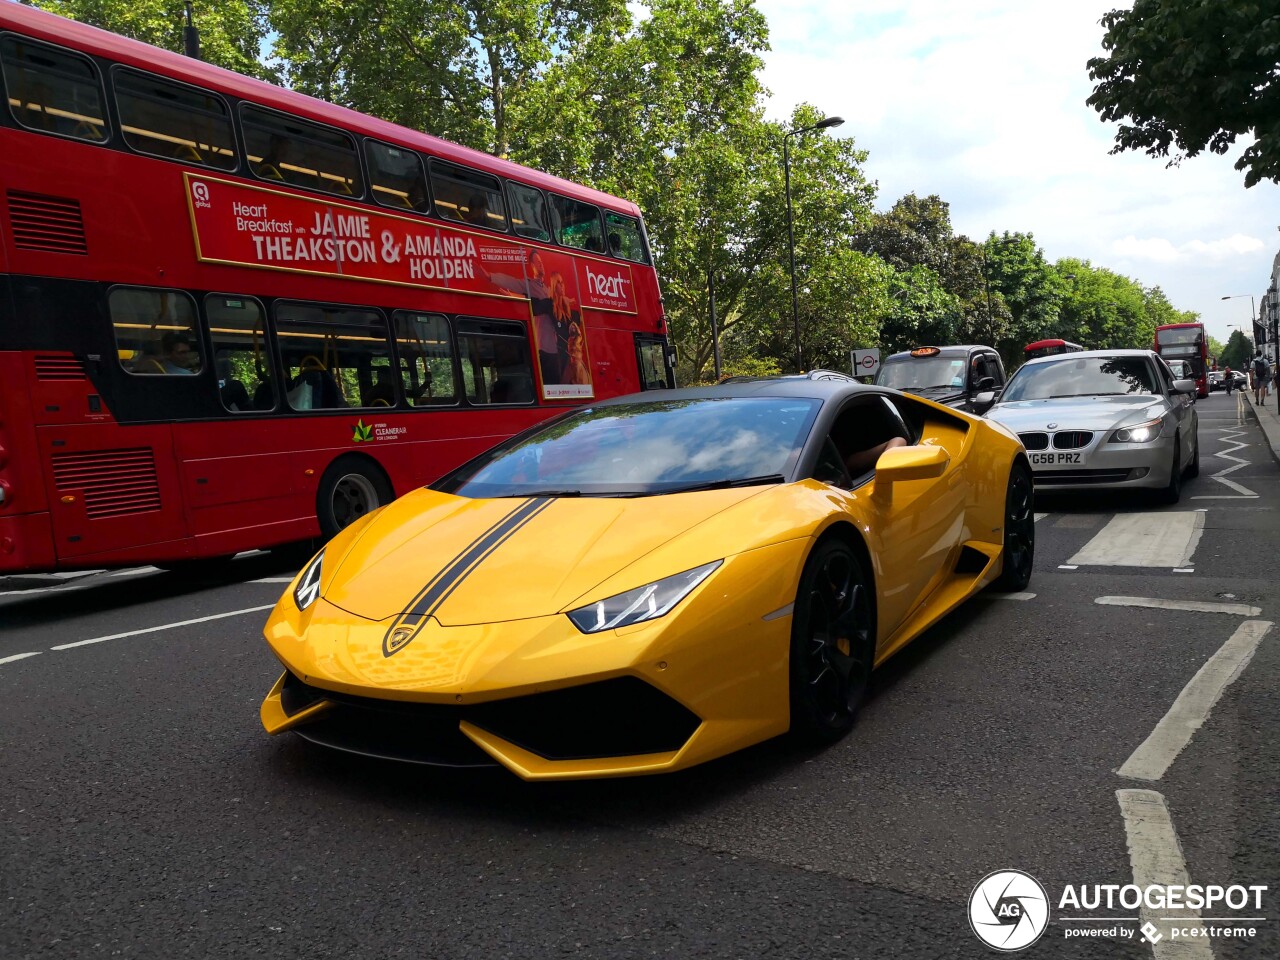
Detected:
left=240, top=105, right=362, bottom=198
left=604, top=211, right=649, bottom=264
left=458, top=318, right=534, bottom=404
left=550, top=194, right=604, bottom=253
left=393, top=311, right=458, bottom=406
left=507, top=181, right=551, bottom=242
left=109, top=287, right=201, bottom=376
left=365, top=140, right=429, bottom=212
left=1, top=35, right=108, bottom=143
left=205, top=295, right=274, bottom=412
left=113, top=67, right=235, bottom=170
left=274, top=302, right=392, bottom=410
left=429, top=161, right=507, bottom=231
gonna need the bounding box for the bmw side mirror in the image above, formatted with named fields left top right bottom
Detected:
left=971, top=390, right=997, bottom=414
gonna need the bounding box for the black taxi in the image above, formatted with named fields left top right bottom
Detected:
left=873, top=345, right=1006, bottom=414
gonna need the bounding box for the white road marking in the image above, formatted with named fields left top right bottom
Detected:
left=1192, top=427, right=1258, bottom=500
left=1058, top=564, right=1078, bottom=570
left=251, top=577, right=296, bottom=584
left=987, top=592, right=1036, bottom=601
left=1116, top=789, right=1214, bottom=960
left=1034, top=513, right=1049, bottom=522
left=1118, top=620, right=1272, bottom=781
left=1095, top=596, right=1262, bottom=616
left=50, top=604, right=277, bottom=651
left=107, top=566, right=160, bottom=577
left=0, top=651, right=42, bottom=666
left=1068, top=512, right=1204, bottom=568
left=1173, top=568, right=1195, bottom=574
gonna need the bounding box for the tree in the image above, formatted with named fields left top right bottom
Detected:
left=30, top=0, right=276, bottom=81
left=859, top=194, right=954, bottom=275
left=1087, top=0, right=1280, bottom=188
left=1220, top=329, right=1253, bottom=370
left=269, top=0, right=628, bottom=155
left=982, top=232, right=1063, bottom=364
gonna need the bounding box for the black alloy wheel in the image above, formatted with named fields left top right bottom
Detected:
left=991, top=463, right=1035, bottom=592
left=789, top=539, right=876, bottom=744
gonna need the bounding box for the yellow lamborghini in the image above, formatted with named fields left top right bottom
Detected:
left=261, top=378, right=1032, bottom=779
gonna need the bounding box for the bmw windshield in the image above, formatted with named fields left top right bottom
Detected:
left=1000, top=356, right=1157, bottom=402
left=436, top=397, right=821, bottom=498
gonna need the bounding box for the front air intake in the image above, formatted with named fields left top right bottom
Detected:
left=6, top=191, right=88, bottom=255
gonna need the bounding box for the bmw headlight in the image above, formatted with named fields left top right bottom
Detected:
left=1110, top=417, right=1163, bottom=443
left=567, top=560, right=722, bottom=634
left=293, top=550, right=324, bottom=610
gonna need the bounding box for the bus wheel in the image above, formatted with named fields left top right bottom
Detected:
left=317, top=457, right=393, bottom=541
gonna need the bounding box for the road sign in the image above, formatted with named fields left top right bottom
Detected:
left=851, top=348, right=880, bottom=378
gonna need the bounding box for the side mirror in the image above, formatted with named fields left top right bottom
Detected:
left=874, top=445, right=949, bottom=496
left=970, top=390, right=997, bottom=414
left=1172, top=378, right=1196, bottom=394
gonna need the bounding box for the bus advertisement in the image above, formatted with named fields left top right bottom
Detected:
left=0, top=4, right=672, bottom=574
left=1153, top=323, right=1209, bottom=398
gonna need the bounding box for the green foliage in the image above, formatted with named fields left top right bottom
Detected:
left=1219, top=329, right=1253, bottom=370
left=30, top=0, right=276, bottom=81
left=1087, top=0, right=1280, bottom=188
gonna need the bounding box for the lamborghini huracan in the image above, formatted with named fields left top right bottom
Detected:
left=261, top=379, right=1033, bottom=779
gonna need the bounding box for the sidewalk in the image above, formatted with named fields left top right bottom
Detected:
left=1240, top=387, right=1280, bottom=465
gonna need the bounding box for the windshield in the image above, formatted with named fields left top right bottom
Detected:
left=876, top=357, right=966, bottom=391
left=999, top=356, right=1157, bottom=402
left=1156, top=327, right=1203, bottom=348
left=436, top=397, right=821, bottom=497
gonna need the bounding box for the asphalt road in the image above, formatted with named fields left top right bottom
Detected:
left=2, top=391, right=1277, bottom=960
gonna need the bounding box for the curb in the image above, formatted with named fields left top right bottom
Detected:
left=1241, top=389, right=1280, bottom=466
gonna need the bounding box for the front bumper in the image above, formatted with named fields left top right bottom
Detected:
left=1023, top=433, right=1175, bottom=491
left=260, top=539, right=806, bottom=779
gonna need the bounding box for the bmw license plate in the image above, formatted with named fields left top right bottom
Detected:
left=1029, top=452, right=1081, bottom=468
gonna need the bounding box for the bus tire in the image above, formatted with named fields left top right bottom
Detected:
left=316, top=456, right=394, bottom=541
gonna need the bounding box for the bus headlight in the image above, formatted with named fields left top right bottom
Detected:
left=294, top=550, right=324, bottom=610
left=1110, top=417, right=1163, bottom=443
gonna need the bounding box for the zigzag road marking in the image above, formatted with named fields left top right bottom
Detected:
left=1191, top=427, right=1258, bottom=500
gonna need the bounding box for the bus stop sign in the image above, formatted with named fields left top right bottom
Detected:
left=851, top=349, right=880, bottom=378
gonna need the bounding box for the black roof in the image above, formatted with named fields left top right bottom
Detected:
left=593, top=377, right=875, bottom=408
left=882, top=345, right=993, bottom=361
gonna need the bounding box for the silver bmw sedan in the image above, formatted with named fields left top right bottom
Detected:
left=985, top=349, right=1199, bottom=503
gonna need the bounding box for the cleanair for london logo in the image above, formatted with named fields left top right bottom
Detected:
left=969, top=870, right=1049, bottom=951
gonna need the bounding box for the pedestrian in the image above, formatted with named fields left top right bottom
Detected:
left=1224, top=365, right=1233, bottom=395
left=1252, top=350, right=1270, bottom=407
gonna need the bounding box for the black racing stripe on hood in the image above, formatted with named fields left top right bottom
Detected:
left=381, top=497, right=552, bottom=657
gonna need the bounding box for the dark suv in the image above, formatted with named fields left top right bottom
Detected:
left=874, top=345, right=1006, bottom=414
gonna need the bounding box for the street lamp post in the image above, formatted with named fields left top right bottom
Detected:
left=784, top=115, right=843, bottom=372
left=1221, top=294, right=1257, bottom=357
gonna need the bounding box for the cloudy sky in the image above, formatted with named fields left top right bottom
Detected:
left=753, top=0, right=1280, bottom=346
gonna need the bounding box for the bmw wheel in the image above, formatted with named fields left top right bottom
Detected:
left=991, top=462, right=1034, bottom=592
left=789, top=538, right=876, bottom=744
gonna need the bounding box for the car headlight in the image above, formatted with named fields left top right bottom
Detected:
left=567, top=560, right=722, bottom=634
left=294, top=550, right=324, bottom=610
left=1110, top=417, right=1164, bottom=443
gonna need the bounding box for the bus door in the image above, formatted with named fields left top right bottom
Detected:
left=634, top=334, right=673, bottom=390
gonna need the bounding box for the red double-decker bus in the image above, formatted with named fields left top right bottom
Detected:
left=1024, top=338, right=1083, bottom=360
left=0, top=5, right=672, bottom=574
left=1153, top=322, right=1209, bottom=398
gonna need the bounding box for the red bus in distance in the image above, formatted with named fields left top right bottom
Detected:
left=1153, top=323, right=1209, bottom=398
left=1024, top=339, right=1083, bottom=360
left=0, top=4, right=672, bottom=575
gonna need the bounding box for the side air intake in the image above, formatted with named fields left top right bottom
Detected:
left=7, top=191, right=88, bottom=255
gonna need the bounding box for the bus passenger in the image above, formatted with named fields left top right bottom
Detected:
left=160, top=332, right=197, bottom=374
